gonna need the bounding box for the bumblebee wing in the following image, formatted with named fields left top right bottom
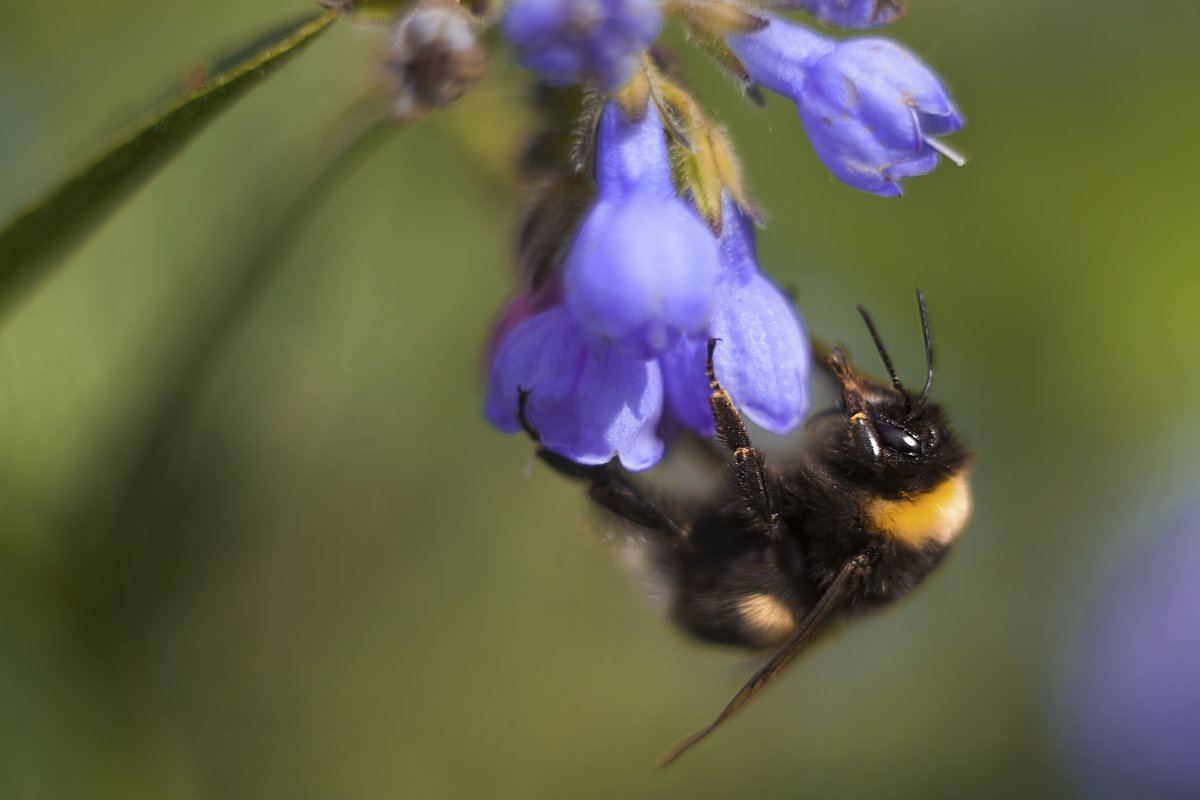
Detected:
left=657, top=557, right=861, bottom=767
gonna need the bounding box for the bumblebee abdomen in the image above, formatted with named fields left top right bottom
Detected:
left=733, top=593, right=799, bottom=646
left=670, top=585, right=804, bottom=649
left=660, top=535, right=814, bottom=649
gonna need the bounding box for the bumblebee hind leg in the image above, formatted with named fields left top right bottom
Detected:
left=517, top=388, right=687, bottom=540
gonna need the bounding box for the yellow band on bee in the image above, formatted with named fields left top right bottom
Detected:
left=864, top=473, right=972, bottom=547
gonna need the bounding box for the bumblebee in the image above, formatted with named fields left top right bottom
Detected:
left=519, top=290, right=972, bottom=765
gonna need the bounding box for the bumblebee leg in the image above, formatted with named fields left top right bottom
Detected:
left=706, top=340, right=780, bottom=535
left=517, top=388, right=687, bottom=539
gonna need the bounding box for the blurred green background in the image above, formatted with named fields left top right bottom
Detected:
left=3, top=1, right=1199, bottom=797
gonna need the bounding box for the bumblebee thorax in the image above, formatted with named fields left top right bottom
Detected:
left=863, top=472, right=972, bottom=548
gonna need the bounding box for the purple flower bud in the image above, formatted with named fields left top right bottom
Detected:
left=485, top=305, right=665, bottom=470
left=727, top=18, right=963, bottom=196
left=503, top=0, right=662, bottom=91
left=660, top=197, right=811, bottom=436
left=786, top=0, right=905, bottom=29
left=565, top=102, right=721, bottom=360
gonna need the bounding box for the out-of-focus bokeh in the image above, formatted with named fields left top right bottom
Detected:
left=2, top=1, right=1199, bottom=797
left=1065, top=494, right=1200, bottom=800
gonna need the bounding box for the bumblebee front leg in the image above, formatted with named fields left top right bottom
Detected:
left=517, top=389, right=687, bottom=540
left=706, top=339, right=780, bottom=536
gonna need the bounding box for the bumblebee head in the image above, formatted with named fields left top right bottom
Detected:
left=821, top=291, right=970, bottom=499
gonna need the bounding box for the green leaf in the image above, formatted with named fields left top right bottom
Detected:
left=0, top=7, right=341, bottom=315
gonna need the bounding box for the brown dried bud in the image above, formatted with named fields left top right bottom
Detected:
left=384, top=2, right=488, bottom=123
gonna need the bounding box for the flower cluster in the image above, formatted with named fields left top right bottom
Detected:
left=485, top=101, right=809, bottom=468
left=378, top=0, right=963, bottom=469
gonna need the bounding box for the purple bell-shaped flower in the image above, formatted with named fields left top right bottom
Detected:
left=565, top=101, right=721, bottom=360
left=485, top=303, right=666, bottom=470
left=727, top=17, right=964, bottom=196
left=660, top=195, right=811, bottom=437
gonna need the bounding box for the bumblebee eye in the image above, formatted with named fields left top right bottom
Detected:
left=875, top=421, right=921, bottom=456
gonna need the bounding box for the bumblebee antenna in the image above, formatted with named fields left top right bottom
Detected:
left=856, top=303, right=909, bottom=411
left=657, top=556, right=864, bottom=767
left=916, top=289, right=934, bottom=409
